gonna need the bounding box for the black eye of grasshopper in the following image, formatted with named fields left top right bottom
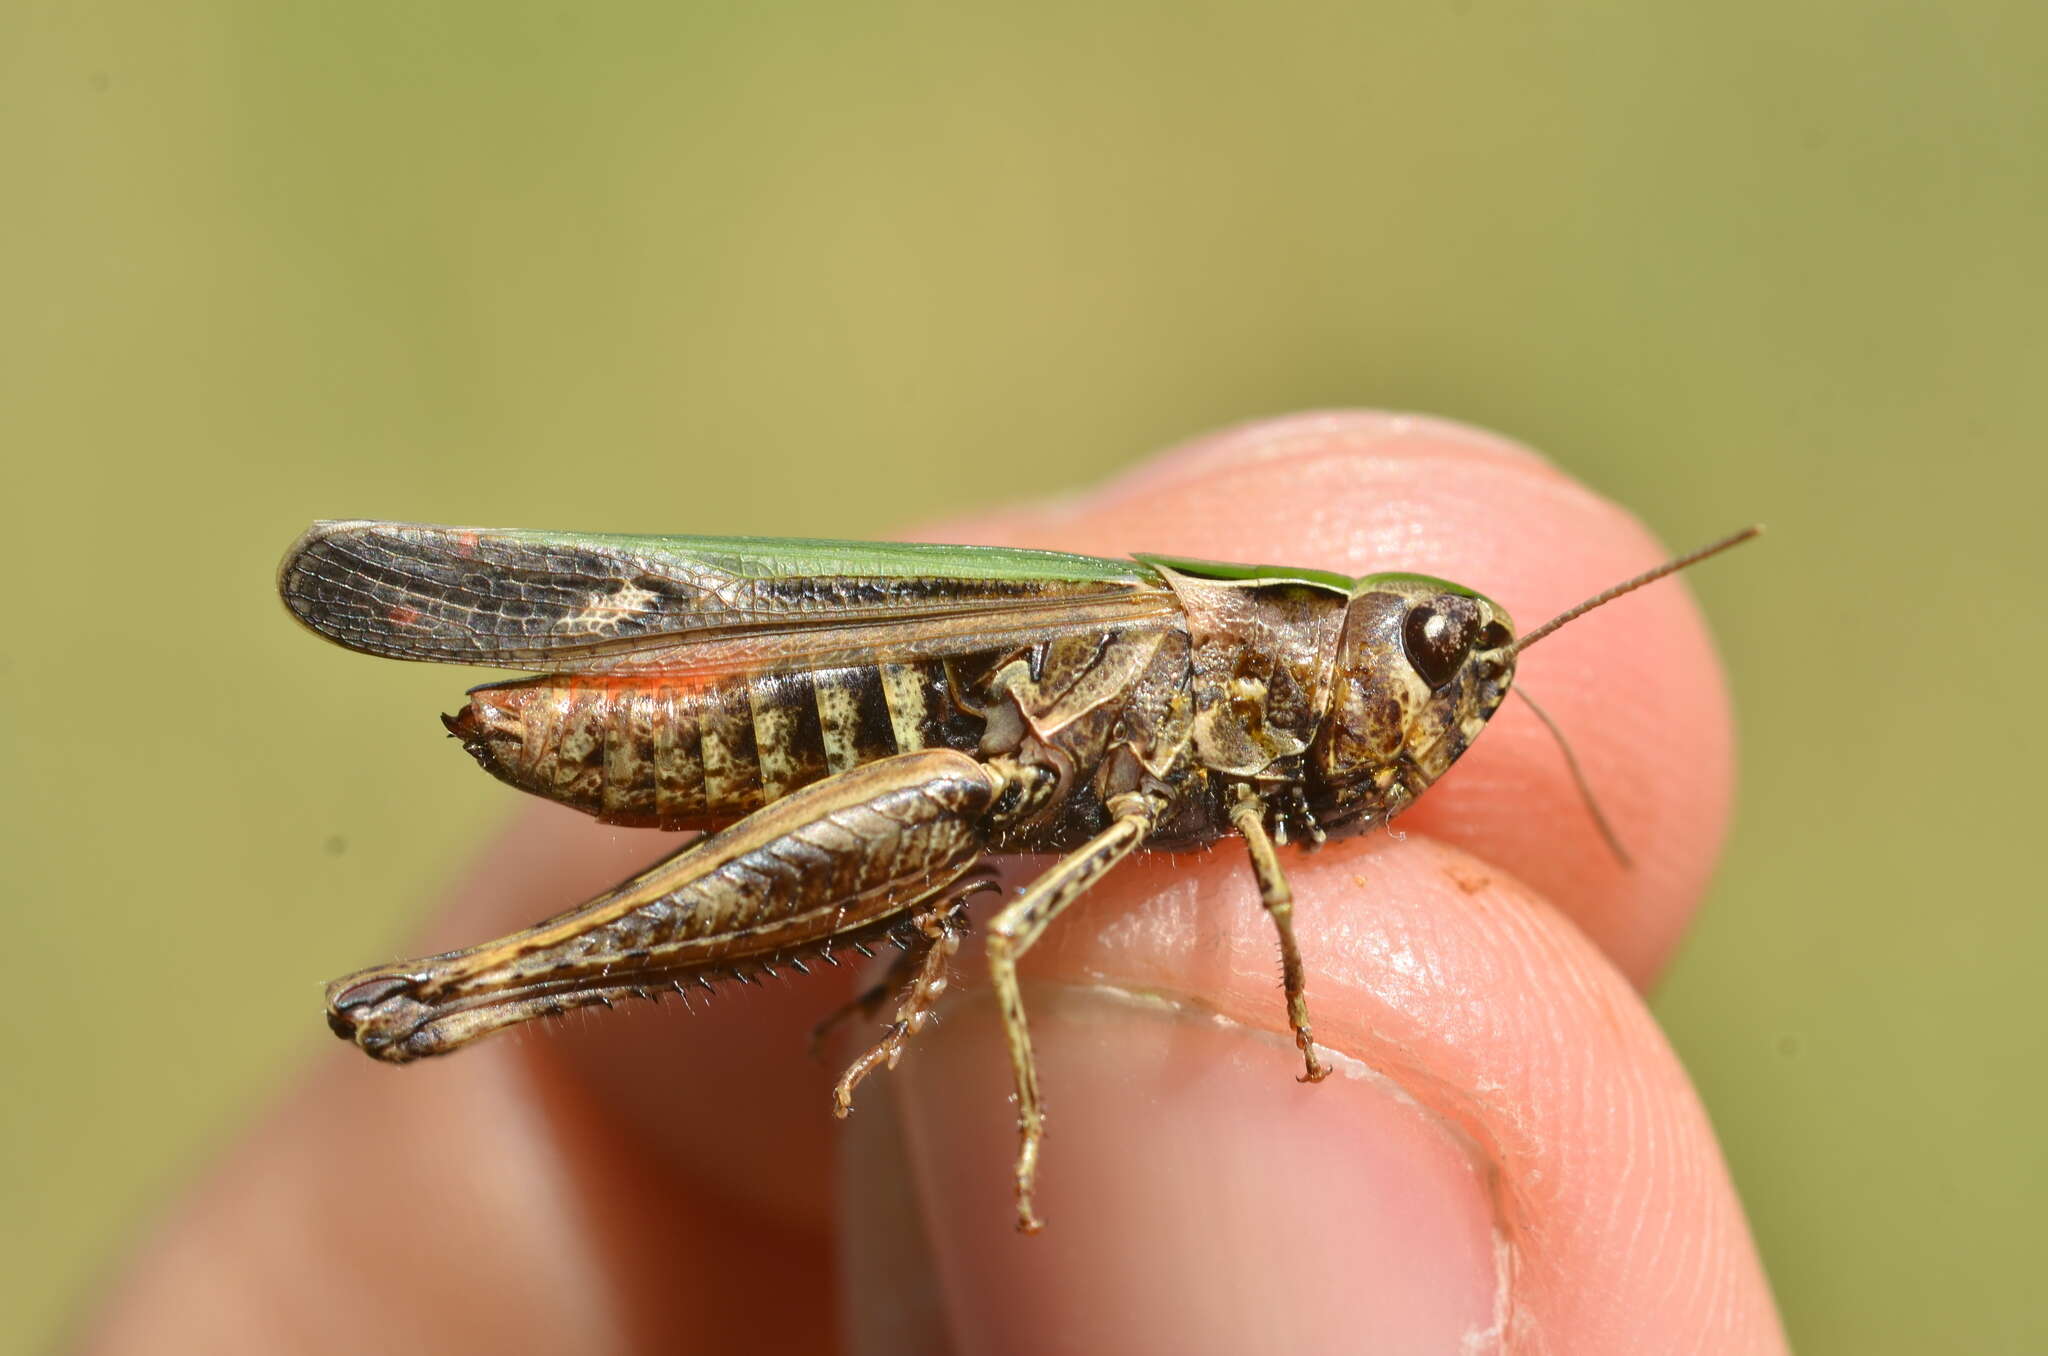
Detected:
left=1401, top=602, right=1479, bottom=688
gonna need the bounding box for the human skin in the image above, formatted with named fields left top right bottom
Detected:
left=79, top=412, right=1788, bottom=1354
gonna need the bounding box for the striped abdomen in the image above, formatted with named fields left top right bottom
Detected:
left=445, top=659, right=990, bottom=828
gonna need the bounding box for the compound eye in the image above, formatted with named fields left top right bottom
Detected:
left=1402, top=603, right=1474, bottom=689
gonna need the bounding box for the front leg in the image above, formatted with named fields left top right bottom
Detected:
left=985, top=793, right=1161, bottom=1233
left=1230, top=785, right=1330, bottom=1083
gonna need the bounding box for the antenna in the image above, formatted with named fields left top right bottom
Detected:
left=1504, top=523, right=1760, bottom=869
left=1513, top=686, right=1633, bottom=868
left=1514, top=525, right=1762, bottom=654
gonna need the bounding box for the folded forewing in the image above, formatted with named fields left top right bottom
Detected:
left=280, top=521, right=1178, bottom=676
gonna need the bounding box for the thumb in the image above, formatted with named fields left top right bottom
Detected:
left=844, top=838, right=1786, bottom=1354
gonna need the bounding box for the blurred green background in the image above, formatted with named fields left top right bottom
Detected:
left=4, top=3, right=2042, bottom=1351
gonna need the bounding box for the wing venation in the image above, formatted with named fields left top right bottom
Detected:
left=280, top=521, right=1177, bottom=675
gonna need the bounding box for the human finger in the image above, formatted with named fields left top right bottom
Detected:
left=854, top=412, right=1773, bottom=1351
left=883, top=836, right=1786, bottom=1353
left=932, top=410, right=1740, bottom=987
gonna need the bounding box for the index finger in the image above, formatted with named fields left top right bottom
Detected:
left=936, top=409, right=1740, bottom=987
left=874, top=412, right=1774, bottom=1353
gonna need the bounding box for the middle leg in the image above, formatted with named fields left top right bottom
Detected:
left=1230, top=785, right=1330, bottom=1083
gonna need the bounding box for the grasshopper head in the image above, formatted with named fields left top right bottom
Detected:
left=1307, top=575, right=1515, bottom=839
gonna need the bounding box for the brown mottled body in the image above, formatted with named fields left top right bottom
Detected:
left=284, top=519, right=1751, bottom=1231
left=441, top=576, right=1390, bottom=853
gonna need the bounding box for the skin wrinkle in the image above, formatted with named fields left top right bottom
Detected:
left=1472, top=1234, right=1516, bottom=1354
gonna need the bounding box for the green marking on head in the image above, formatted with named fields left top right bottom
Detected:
left=1352, top=571, right=1490, bottom=604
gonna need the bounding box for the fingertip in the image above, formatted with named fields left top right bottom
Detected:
left=935, top=410, right=1744, bottom=985
left=1100, top=408, right=1553, bottom=496
left=885, top=838, right=1785, bottom=1354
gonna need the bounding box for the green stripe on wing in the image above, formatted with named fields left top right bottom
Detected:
left=497, top=528, right=1149, bottom=584
left=279, top=521, right=1177, bottom=675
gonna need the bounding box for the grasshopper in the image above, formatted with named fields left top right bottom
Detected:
left=281, top=520, right=1755, bottom=1231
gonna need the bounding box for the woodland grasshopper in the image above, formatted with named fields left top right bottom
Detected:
left=282, top=520, right=1754, bottom=1231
